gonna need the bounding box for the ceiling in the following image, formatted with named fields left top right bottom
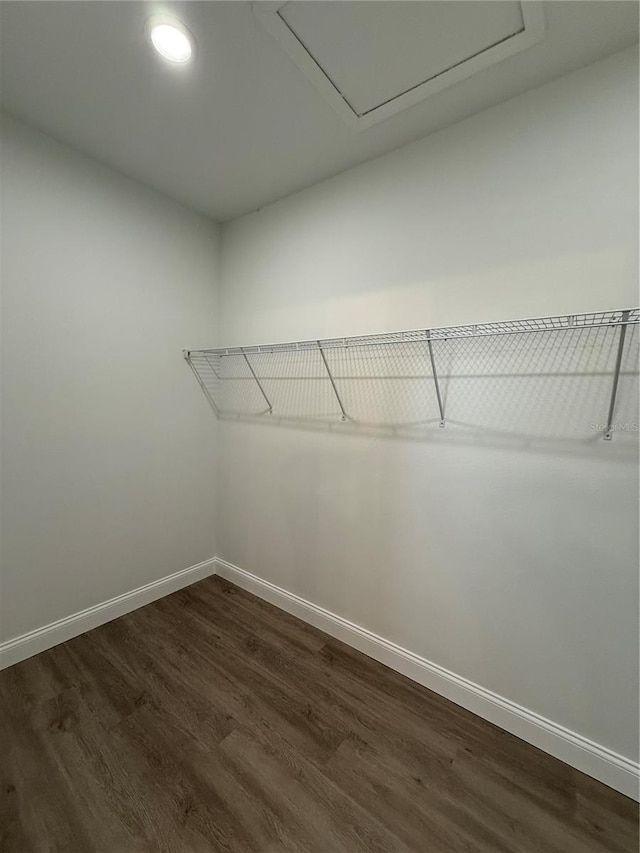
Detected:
left=1, top=1, right=638, bottom=222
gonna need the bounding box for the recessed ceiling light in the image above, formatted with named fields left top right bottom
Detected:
left=146, top=15, right=195, bottom=65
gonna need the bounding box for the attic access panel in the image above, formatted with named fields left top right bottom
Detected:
left=254, top=1, right=545, bottom=129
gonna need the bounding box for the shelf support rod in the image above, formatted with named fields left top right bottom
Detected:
left=426, top=332, right=445, bottom=428
left=318, top=343, right=347, bottom=421
left=242, top=350, right=272, bottom=414
left=603, top=310, right=630, bottom=441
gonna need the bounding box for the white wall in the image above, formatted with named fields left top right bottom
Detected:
left=217, top=47, right=639, bottom=765
left=0, top=114, right=219, bottom=642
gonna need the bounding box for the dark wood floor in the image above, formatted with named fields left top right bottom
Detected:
left=0, top=576, right=637, bottom=853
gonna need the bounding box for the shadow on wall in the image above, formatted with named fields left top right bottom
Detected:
left=189, top=319, right=639, bottom=458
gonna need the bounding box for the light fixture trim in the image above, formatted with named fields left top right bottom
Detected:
left=146, top=14, right=195, bottom=65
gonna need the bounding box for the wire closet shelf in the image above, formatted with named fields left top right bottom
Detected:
left=184, top=308, right=639, bottom=442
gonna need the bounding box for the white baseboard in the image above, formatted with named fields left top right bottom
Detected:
left=215, top=557, right=640, bottom=801
left=2, top=553, right=637, bottom=800
left=0, top=557, right=217, bottom=671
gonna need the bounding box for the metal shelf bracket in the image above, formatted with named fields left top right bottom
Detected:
left=242, top=350, right=273, bottom=414
left=603, top=310, right=630, bottom=441
left=318, top=343, right=348, bottom=421
left=426, top=331, right=445, bottom=428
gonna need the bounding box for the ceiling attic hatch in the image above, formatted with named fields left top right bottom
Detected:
left=254, top=1, right=546, bottom=130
